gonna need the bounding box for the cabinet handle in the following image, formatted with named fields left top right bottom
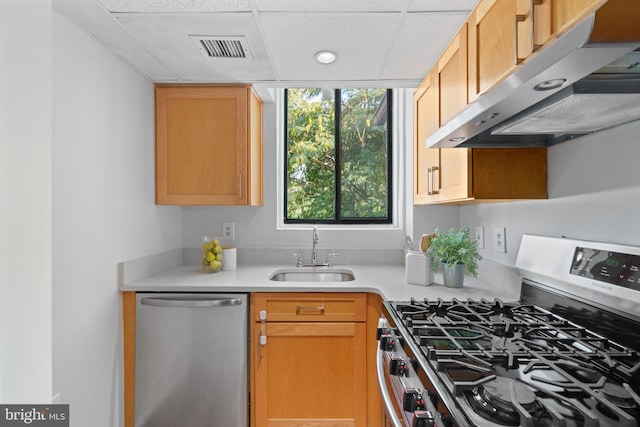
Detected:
left=238, top=174, right=243, bottom=200
left=427, top=168, right=433, bottom=195
left=514, top=0, right=543, bottom=65
left=514, top=13, right=528, bottom=65
left=295, top=305, right=325, bottom=314
left=531, top=0, right=544, bottom=51
left=431, top=166, right=440, bottom=195
left=140, top=297, right=241, bottom=308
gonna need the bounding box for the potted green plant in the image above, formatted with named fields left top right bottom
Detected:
left=428, top=227, right=481, bottom=288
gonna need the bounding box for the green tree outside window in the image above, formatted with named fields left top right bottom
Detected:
left=285, top=88, right=392, bottom=224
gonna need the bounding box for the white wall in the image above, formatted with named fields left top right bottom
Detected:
left=52, top=11, right=181, bottom=427
left=460, top=119, right=640, bottom=268
left=0, top=0, right=53, bottom=403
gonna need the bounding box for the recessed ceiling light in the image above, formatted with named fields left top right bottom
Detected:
left=315, top=50, right=337, bottom=65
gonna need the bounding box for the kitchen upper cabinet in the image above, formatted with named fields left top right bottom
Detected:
left=468, top=0, right=525, bottom=102
left=414, top=147, right=547, bottom=205
left=414, top=65, right=547, bottom=205
left=415, top=147, right=473, bottom=204
left=155, top=85, right=263, bottom=205
left=511, top=0, right=591, bottom=66
left=467, top=0, right=609, bottom=102
left=437, top=148, right=473, bottom=202
left=437, top=24, right=468, bottom=125
left=549, top=0, right=606, bottom=40
left=251, top=293, right=373, bottom=427
left=413, top=71, right=439, bottom=205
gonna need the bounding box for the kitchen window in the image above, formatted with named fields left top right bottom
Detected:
left=284, top=88, right=392, bottom=224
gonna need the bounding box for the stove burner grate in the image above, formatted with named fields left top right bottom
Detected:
left=467, top=377, right=543, bottom=426
left=389, top=297, right=640, bottom=427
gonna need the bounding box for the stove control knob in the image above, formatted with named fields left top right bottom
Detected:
left=412, top=410, right=435, bottom=427
left=389, top=356, right=407, bottom=376
left=376, top=318, right=389, bottom=340
left=403, top=388, right=426, bottom=412
left=379, top=334, right=395, bottom=351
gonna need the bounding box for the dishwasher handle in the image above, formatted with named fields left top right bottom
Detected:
left=140, top=297, right=242, bottom=308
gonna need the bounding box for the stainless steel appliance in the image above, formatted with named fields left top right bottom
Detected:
left=377, top=235, right=640, bottom=426
left=427, top=13, right=640, bottom=149
left=135, top=293, right=248, bottom=427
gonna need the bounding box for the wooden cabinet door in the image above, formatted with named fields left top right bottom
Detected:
left=436, top=148, right=472, bottom=202
left=254, top=322, right=367, bottom=427
left=468, top=0, right=523, bottom=102
left=155, top=86, right=262, bottom=205
left=533, top=0, right=605, bottom=47
left=552, top=0, right=604, bottom=36
left=418, top=147, right=547, bottom=205
left=437, top=24, right=468, bottom=126
left=413, top=72, right=440, bottom=205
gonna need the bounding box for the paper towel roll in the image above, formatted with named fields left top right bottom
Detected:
left=222, top=247, right=237, bottom=271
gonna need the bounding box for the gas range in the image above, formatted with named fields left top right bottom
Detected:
left=377, top=235, right=640, bottom=427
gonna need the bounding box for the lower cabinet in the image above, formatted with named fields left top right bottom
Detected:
left=251, top=292, right=381, bottom=427
left=123, top=292, right=136, bottom=427
left=124, top=291, right=384, bottom=427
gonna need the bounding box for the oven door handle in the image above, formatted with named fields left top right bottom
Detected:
left=376, top=348, right=404, bottom=427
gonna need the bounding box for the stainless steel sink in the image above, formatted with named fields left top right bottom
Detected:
left=269, top=268, right=355, bottom=282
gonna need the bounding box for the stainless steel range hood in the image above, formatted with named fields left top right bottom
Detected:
left=428, top=16, right=640, bottom=148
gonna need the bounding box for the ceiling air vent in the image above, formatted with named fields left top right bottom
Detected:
left=191, top=36, right=252, bottom=59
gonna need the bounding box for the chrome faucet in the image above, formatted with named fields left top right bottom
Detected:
left=311, top=226, right=319, bottom=265
left=293, top=226, right=337, bottom=267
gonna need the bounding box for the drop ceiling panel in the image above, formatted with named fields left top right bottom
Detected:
left=260, top=12, right=400, bottom=82
left=381, top=12, right=469, bottom=80
left=255, top=0, right=404, bottom=12
left=56, top=0, right=480, bottom=84
left=115, top=13, right=275, bottom=82
left=97, top=0, right=251, bottom=13
left=54, top=0, right=176, bottom=80
left=407, top=0, right=479, bottom=12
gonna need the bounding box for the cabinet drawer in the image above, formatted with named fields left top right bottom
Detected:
left=253, top=293, right=367, bottom=322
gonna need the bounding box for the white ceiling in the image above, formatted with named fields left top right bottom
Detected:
left=53, top=0, right=478, bottom=89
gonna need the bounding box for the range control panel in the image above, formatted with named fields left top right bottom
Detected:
left=571, top=246, right=640, bottom=290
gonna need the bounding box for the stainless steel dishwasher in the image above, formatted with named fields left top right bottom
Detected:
left=135, top=293, right=248, bottom=427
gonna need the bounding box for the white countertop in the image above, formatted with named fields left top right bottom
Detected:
left=120, top=264, right=522, bottom=302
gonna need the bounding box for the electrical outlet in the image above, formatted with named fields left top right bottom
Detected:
left=475, top=226, right=485, bottom=249
left=222, top=222, right=235, bottom=240
left=494, top=226, right=506, bottom=253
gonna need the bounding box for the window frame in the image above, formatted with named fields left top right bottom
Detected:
left=283, top=88, right=393, bottom=225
